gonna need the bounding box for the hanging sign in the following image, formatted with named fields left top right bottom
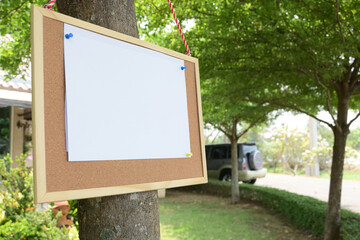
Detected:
left=31, top=5, right=207, bottom=203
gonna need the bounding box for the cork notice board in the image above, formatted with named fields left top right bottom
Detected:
left=31, top=6, right=207, bottom=204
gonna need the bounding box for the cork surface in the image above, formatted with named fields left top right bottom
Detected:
left=43, top=17, right=203, bottom=192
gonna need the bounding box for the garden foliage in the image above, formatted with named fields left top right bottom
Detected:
left=0, top=154, right=72, bottom=239
left=0, top=210, right=69, bottom=239
left=0, top=154, right=34, bottom=222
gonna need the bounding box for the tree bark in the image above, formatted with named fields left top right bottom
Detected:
left=230, top=123, right=240, bottom=204
left=324, top=127, right=347, bottom=240
left=324, top=89, right=350, bottom=240
left=57, top=0, right=138, bottom=38
left=57, top=1, right=160, bottom=239
left=77, top=193, right=160, bottom=240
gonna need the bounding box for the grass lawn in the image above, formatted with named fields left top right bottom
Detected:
left=267, top=167, right=360, bottom=182
left=159, top=190, right=320, bottom=240
left=319, top=171, right=360, bottom=182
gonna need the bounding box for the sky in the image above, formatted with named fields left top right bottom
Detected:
left=275, top=110, right=360, bottom=130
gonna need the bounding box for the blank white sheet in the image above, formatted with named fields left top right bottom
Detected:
left=64, top=24, right=191, bottom=161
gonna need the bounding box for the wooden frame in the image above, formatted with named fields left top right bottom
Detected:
left=31, top=5, right=207, bottom=204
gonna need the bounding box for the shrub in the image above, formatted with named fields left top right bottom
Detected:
left=0, top=154, right=78, bottom=239
left=0, top=210, right=69, bottom=239
left=178, top=179, right=360, bottom=240
left=0, top=154, right=34, bottom=222
left=238, top=183, right=327, bottom=236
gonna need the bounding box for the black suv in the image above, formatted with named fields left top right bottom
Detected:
left=205, top=143, right=267, bottom=184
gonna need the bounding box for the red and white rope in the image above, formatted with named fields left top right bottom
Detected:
left=167, top=0, right=191, bottom=56
left=43, top=0, right=56, bottom=11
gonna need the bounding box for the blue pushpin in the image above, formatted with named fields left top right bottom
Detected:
left=65, top=33, right=73, bottom=39
left=181, top=66, right=187, bottom=70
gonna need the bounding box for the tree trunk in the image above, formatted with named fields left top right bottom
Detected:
left=230, top=124, right=240, bottom=204
left=57, top=1, right=160, bottom=239
left=324, top=126, right=348, bottom=240
left=292, top=164, right=298, bottom=176
left=57, top=0, right=139, bottom=38
left=324, top=92, right=350, bottom=240
left=230, top=139, right=240, bottom=204
left=77, top=193, right=159, bottom=240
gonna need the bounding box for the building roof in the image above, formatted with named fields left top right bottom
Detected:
left=0, top=79, right=32, bottom=108
left=0, top=79, right=31, bottom=93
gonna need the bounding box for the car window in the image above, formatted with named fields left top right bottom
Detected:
left=211, top=146, right=227, bottom=159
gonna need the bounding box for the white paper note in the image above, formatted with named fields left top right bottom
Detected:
left=64, top=24, right=191, bottom=161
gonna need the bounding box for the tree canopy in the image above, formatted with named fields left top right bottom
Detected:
left=0, top=0, right=44, bottom=79
left=136, top=0, right=360, bottom=120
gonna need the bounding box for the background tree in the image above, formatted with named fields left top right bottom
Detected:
left=280, top=128, right=308, bottom=175
left=259, top=133, right=284, bottom=172
left=0, top=0, right=43, bottom=80
left=343, top=127, right=360, bottom=150
left=302, top=137, right=358, bottom=172
left=136, top=1, right=277, bottom=204
left=241, top=2, right=360, bottom=239
left=318, top=124, right=335, bottom=146
left=260, top=126, right=309, bottom=175
left=202, top=76, right=274, bottom=204
left=318, top=123, right=360, bottom=159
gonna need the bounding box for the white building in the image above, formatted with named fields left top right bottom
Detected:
left=0, top=79, right=32, bottom=165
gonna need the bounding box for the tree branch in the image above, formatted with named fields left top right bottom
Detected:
left=0, top=1, right=27, bottom=20
left=296, top=67, right=338, bottom=127
left=335, top=0, right=345, bottom=43
left=191, top=8, right=219, bottom=17
left=348, top=112, right=360, bottom=128
left=348, top=60, right=360, bottom=93
left=150, top=3, right=162, bottom=12
left=260, top=99, right=334, bottom=129
left=355, top=81, right=360, bottom=90
left=210, top=123, right=231, bottom=140
left=210, top=131, right=221, bottom=144
left=237, top=115, right=266, bottom=139
left=345, top=58, right=357, bottom=83
left=350, top=75, right=360, bottom=93
left=351, top=91, right=360, bottom=98
left=295, top=67, right=313, bottom=79
left=316, top=74, right=338, bottom=126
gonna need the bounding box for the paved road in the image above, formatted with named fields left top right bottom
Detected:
left=255, top=173, right=360, bottom=214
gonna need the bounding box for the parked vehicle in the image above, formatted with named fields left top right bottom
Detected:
left=205, top=143, right=267, bottom=184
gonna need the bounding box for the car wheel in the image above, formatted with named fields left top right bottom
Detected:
left=220, top=170, right=232, bottom=182
left=243, top=179, right=256, bottom=184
